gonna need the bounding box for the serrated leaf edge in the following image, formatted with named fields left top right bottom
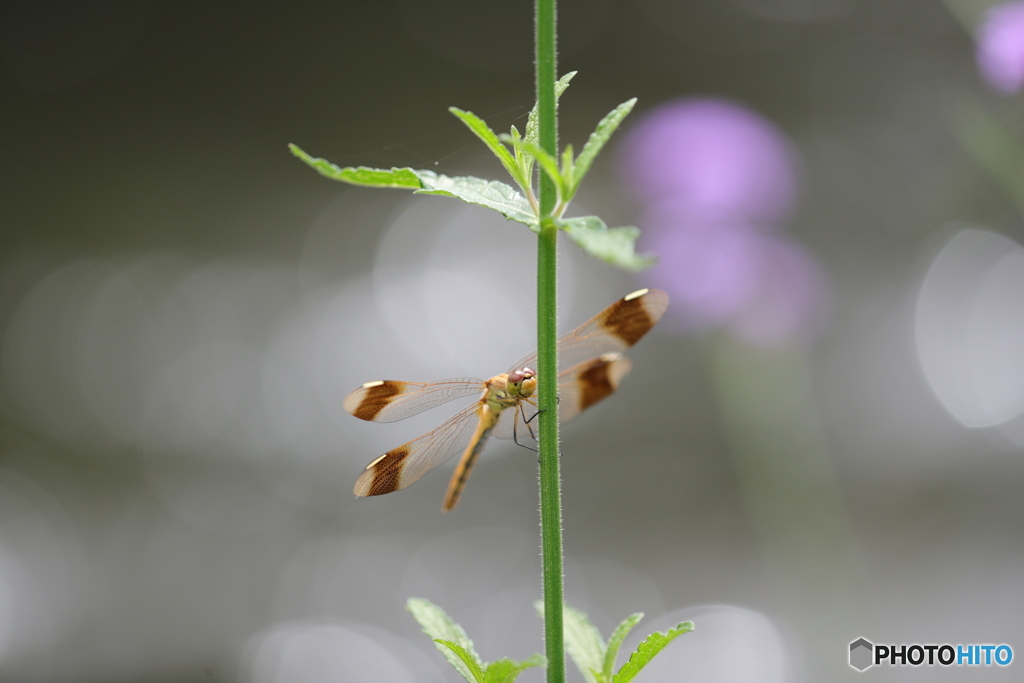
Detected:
left=570, top=98, right=637, bottom=197
left=611, top=621, right=695, bottom=683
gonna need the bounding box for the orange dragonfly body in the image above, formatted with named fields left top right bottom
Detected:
left=344, top=288, right=669, bottom=510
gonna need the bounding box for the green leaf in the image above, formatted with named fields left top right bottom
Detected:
left=504, top=137, right=567, bottom=203
left=535, top=600, right=607, bottom=683
left=407, top=598, right=483, bottom=683
left=449, top=107, right=529, bottom=191
left=290, top=146, right=537, bottom=227
left=525, top=71, right=577, bottom=148
left=483, top=654, right=546, bottom=683
left=559, top=216, right=655, bottom=272
left=570, top=98, right=637, bottom=197
left=562, top=604, right=607, bottom=683
left=435, top=640, right=486, bottom=683
left=511, top=123, right=535, bottom=188
left=289, top=144, right=421, bottom=188
left=611, top=621, right=695, bottom=683
left=561, top=143, right=575, bottom=191
left=509, top=125, right=525, bottom=170
left=414, top=171, right=537, bottom=227
left=602, top=613, right=644, bottom=681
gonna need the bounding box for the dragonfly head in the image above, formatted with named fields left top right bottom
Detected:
left=508, top=367, right=535, bottom=383
left=507, top=367, right=537, bottom=397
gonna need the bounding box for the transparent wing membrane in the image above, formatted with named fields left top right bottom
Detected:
left=344, top=377, right=483, bottom=422
left=353, top=402, right=483, bottom=496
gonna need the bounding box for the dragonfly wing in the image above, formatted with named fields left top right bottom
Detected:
left=344, top=377, right=483, bottom=422
left=507, top=288, right=668, bottom=373
left=556, top=353, right=633, bottom=424
left=353, top=402, right=483, bottom=497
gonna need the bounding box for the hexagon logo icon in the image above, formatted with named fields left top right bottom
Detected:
left=849, top=637, right=874, bottom=671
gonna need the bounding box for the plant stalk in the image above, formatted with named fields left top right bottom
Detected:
left=535, top=0, right=564, bottom=681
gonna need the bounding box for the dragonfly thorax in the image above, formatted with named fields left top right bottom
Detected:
left=484, top=368, right=537, bottom=410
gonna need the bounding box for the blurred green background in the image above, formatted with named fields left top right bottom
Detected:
left=2, top=1, right=1023, bottom=681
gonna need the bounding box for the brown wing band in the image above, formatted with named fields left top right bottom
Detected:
left=603, top=297, right=655, bottom=346
left=578, top=358, right=619, bottom=411
left=354, top=445, right=411, bottom=496
left=347, top=381, right=407, bottom=421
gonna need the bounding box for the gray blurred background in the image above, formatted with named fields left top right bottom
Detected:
left=2, top=1, right=1023, bottom=681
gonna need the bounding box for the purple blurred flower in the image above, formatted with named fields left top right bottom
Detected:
left=976, top=1, right=1024, bottom=93
left=643, top=207, right=764, bottom=328
left=621, top=97, right=828, bottom=345
left=643, top=211, right=827, bottom=344
left=621, top=97, right=798, bottom=226
left=728, top=237, right=828, bottom=346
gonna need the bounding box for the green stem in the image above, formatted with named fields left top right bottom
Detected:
left=535, top=1, right=564, bottom=682
left=538, top=219, right=563, bottom=683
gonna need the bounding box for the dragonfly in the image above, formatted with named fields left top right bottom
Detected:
left=344, top=287, right=669, bottom=511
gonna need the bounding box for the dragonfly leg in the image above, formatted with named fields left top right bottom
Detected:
left=514, top=406, right=540, bottom=453
left=520, top=407, right=560, bottom=461
left=526, top=393, right=559, bottom=425
left=524, top=407, right=547, bottom=442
